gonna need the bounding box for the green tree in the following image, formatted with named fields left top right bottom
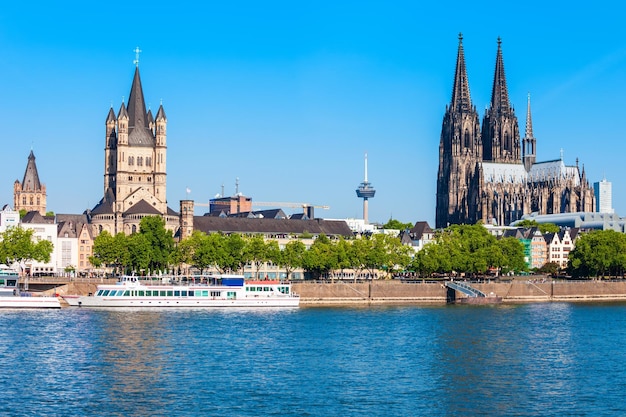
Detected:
left=382, top=219, right=413, bottom=231
left=127, top=233, right=152, bottom=274
left=223, top=233, right=248, bottom=273
left=245, top=235, right=270, bottom=279
left=138, top=216, right=175, bottom=273
left=516, top=219, right=560, bottom=234
left=91, top=231, right=128, bottom=275
left=410, top=224, right=525, bottom=277
left=568, top=230, right=626, bottom=278
left=278, top=240, right=306, bottom=280
left=0, top=226, right=54, bottom=269
left=495, top=237, right=527, bottom=274
left=303, top=234, right=337, bottom=280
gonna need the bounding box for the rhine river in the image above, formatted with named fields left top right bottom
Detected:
left=1, top=303, right=626, bottom=416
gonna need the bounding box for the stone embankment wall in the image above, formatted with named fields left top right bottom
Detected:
left=293, top=280, right=626, bottom=305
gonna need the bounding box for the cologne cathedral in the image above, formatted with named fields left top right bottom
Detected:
left=435, top=35, right=594, bottom=229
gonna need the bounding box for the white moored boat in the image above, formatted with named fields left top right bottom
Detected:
left=62, top=275, right=300, bottom=308
left=0, top=265, right=61, bottom=309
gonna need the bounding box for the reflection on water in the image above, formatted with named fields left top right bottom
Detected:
left=0, top=304, right=625, bottom=416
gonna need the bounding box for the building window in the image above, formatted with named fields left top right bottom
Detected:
left=146, top=157, right=152, bottom=167
left=129, top=156, right=134, bottom=165
left=137, top=157, right=143, bottom=166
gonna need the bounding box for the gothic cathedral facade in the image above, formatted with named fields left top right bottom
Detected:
left=436, top=35, right=594, bottom=229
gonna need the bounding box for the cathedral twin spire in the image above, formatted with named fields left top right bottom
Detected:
left=449, top=34, right=522, bottom=164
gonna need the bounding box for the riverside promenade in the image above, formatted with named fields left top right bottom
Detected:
left=44, top=277, right=626, bottom=306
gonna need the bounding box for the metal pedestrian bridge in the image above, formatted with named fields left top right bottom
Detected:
left=445, top=281, right=487, bottom=298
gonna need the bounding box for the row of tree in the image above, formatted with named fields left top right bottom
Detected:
left=90, top=217, right=414, bottom=279
left=412, top=224, right=527, bottom=276
left=568, top=229, right=626, bottom=278
left=3, top=215, right=623, bottom=280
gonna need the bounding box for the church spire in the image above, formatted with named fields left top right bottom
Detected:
left=481, top=37, right=520, bottom=163
left=127, top=66, right=148, bottom=132
left=523, top=93, right=536, bottom=171
left=490, top=37, right=512, bottom=114
left=22, top=150, right=42, bottom=191
left=450, top=33, right=473, bottom=113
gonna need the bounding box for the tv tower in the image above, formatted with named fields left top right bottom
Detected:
left=355, top=152, right=376, bottom=224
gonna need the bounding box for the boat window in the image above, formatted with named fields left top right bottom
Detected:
left=96, top=290, right=103, bottom=296
left=145, top=290, right=151, bottom=296
left=0, top=279, right=4, bottom=285
left=210, top=291, right=220, bottom=297
left=174, top=291, right=180, bottom=296
left=188, top=291, right=194, bottom=297
left=264, top=287, right=269, bottom=291
left=167, top=291, right=173, bottom=297
left=256, top=287, right=262, bottom=291
left=138, top=291, right=145, bottom=296
left=201, top=290, right=208, bottom=297
left=160, top=290, right=166, bottom=297
left=102, top=290, right=110, bottom=296
left=181, top=291, right=187, bottom=296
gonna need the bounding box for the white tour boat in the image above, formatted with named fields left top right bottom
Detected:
left=62, top=275, right=300, bottom=308
left=0, top=265, right=61, bottom=308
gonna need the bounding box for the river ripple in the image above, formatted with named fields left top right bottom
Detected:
left=0, top=303, right=625, bottom=416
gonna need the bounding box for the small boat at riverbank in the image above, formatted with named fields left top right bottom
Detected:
left=0, top=266, right=61, bottom=309
left=62, top=275, right=300, bottom=308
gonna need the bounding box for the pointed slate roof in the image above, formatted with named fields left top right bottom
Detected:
left=490, top=37, right=512, bottom=114
left=126, top=67, right=154, bottom=146
left=21, top=150, right=42, bottom=191
left=450, top=33, right=473, bottom=113
left=106, top=107, right=116, bottom=123
left=155, top=104, right=167, bottom=121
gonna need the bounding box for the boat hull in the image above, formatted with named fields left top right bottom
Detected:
left=0, top=297, right=61, bottom=309
left=63, top=295, right=299, bottom=308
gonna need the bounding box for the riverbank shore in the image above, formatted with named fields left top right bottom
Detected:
left=47, top=279, right=626, bottom=306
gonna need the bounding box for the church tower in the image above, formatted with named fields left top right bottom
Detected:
left=92, top=49, right=173, bottom=236
left=522, top=93, right=537, bottom=172
left=481, top=38, right=521, bottom=163
left=14, top=150, right=47, bottom=216
left=436, top=34, right=482, bottom=228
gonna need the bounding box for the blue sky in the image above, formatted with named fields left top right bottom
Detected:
left=0, top=1, right=625, bottom=226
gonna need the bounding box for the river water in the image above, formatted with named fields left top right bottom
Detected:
left=1, top=303, right=625, bottom=416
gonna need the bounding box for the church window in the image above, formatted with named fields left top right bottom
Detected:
left=132, top=225, right=137, bottom=234
left=30, top=197, right=33, bottom=205
left=138, top=157, right=143, bottom=166
left=464, top=129, right=470, bottom=148
left=22, top=197, right=26, bottom=205
left=37, top=197, right=40, bottom=205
